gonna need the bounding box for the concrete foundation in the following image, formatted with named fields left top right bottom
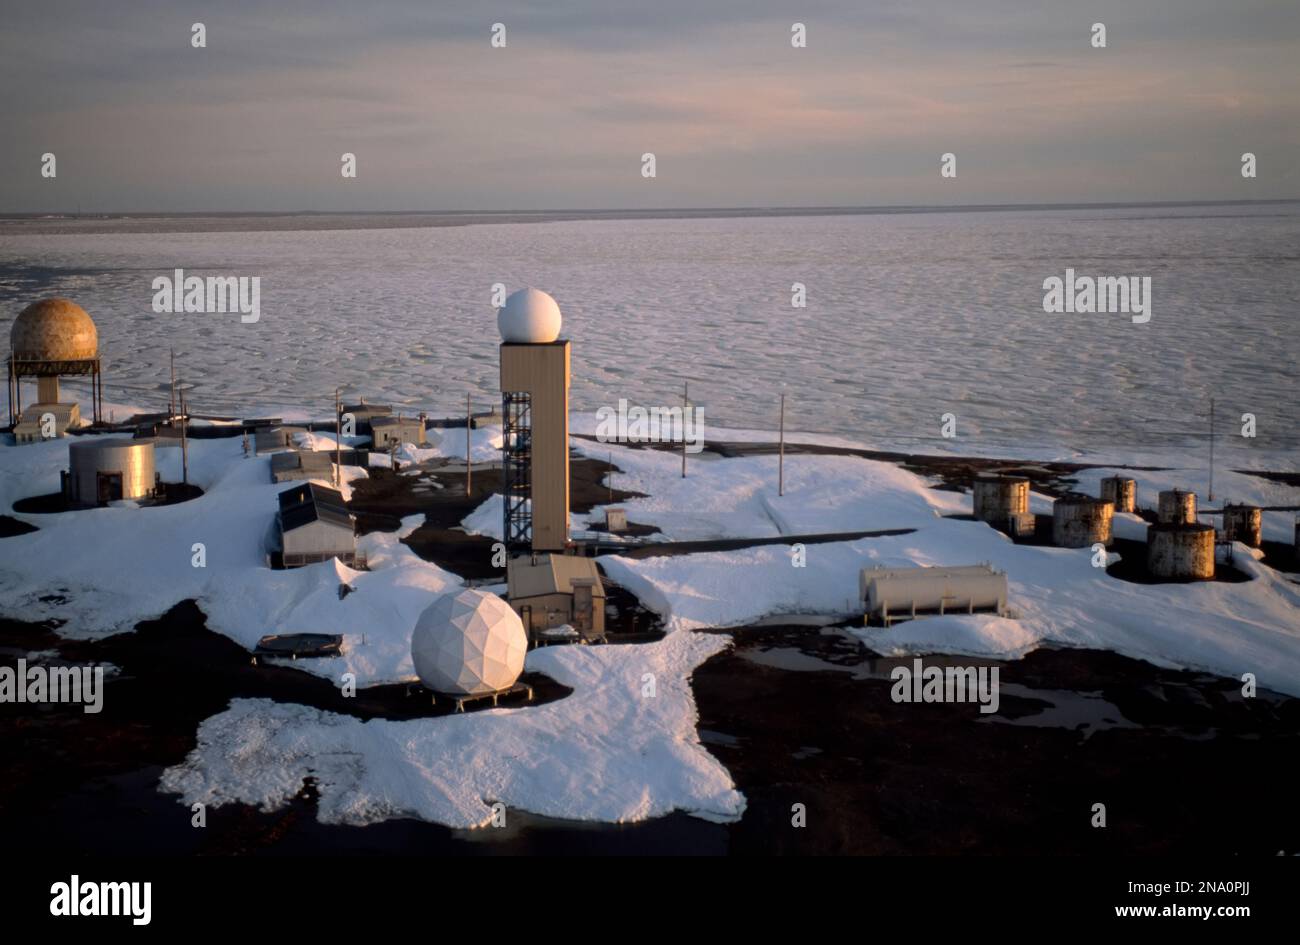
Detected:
left=1157, top=489, right=1197, bottom=525
left=1099, top=476, right=1136, bottom=513
left=1052, top=497, right=1114, bottom=548
left=1147, top=523, right=1216, bottom=580
left=1221, top=504, right=1262, bottom=548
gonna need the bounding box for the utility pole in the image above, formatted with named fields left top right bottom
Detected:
left=334, top=387, right=342, bottom=487
left=466, top=392, right=473, bottom=497
left=169, top=348, right=176, bottom=422
left=179, top=382, right=189, bottom=486
left=681, top=381, right=688, bottom=479
left=608, top=451, right=614, bottom=505
left=1208, top=396, right=1215, bottom=502
left=779, top=392, right=786, bottom=497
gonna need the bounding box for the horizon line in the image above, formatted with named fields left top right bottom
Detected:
left=3, top=197, right=1297, bottom=221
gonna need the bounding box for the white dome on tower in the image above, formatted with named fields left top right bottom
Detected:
left=411, top=588, right=528, bottom=696
left=497, top=287, right=562, bottom=343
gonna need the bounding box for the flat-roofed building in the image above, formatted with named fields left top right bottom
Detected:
left=14, top=402, right=80, bottom=444
left=370, top=414, right=426, bottom=449
left=340, top=401, right=391, bottom=436
left=254, top=425, right=308, bottom=455
left=270, top=449, right=335, bottom=483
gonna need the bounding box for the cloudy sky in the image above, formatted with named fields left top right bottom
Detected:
left=1, top=0, right=1297, bottom=212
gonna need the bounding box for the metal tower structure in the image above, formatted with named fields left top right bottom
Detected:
left=502, top=391, right=532, bottom=550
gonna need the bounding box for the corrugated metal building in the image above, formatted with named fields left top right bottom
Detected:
left=507, top=553, right=606, bottom=641
left=276, top=482, right=358, bottom=568
left=64, top=437, right=158, bottom=507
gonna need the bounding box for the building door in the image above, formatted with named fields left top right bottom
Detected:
left=97, top=472, right=123, bottom=505
left=573, top=584, right=593, bottom=635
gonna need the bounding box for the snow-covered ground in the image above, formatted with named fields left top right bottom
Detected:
left=0, top=430, right=744, bottom=828
left=160, top=631, right=743, bottom=828
left=0, top=435, right=458, bottom=682
left=576, top=444, right=1300, bottom=695
left=2, top=421, right=1297, bottom=831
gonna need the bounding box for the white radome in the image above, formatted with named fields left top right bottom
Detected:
left=410, top=588, right=528, bottom=696
left=497, top=287, right=562, bottom=343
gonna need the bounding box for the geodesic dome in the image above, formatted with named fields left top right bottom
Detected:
left=11, top=297, right=98, bottom=364
left=411, top=588, right=528, bottom=696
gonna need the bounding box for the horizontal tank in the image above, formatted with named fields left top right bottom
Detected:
left=1221, top=504, right=1262, bottom=548
left=1147, top=523, right=1215, bottom=581
left=1100, top=476, right=1136, bottom=513
left=66, top=437, right=156, bottom=508
left=1052, top=497, right=1114, bottom=548
left=861, top=564, right=1007, bottom=624
left=1157, top=489, right=1197, bottom=525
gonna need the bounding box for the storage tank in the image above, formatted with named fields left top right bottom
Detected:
left=66, top=437, right=156, bottom=508
left=973, top=475, right=1029, bottom=519
left=1099, top=476, right=1136, bottom=514
left=1052, top=497, right=1113, bottom=548
left=1157, top=489, right=1197, bottom=525
left=860, top=564, right=1007, bottom=626
left=1147, top=523, right=1215, bottom=580
left=1221, top=504, right=1262, bottom=548
left=972, top=475, right=1034, bottom=535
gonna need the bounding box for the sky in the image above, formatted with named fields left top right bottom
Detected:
left=1, top=0, right=1297, bottom=212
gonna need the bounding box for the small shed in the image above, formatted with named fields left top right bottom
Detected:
left=507, top=553, right=607, bottom=642
left=271, top=449, right=335, bottom=483
left=605, top=507, right=628, bottom=533
left=14, top=402, right=80, bottom=444
left=340, top=401, right=391, bottom=436
left=254, top=425, right=307, bottom=455
left=370, top=415, right=426, bottom=449
left=471, top=405, right=503, bottom=429
left=276, top=482, right=358, bottom=568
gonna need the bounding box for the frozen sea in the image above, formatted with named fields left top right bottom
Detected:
left=1, top=202, right=1296, bottom=463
